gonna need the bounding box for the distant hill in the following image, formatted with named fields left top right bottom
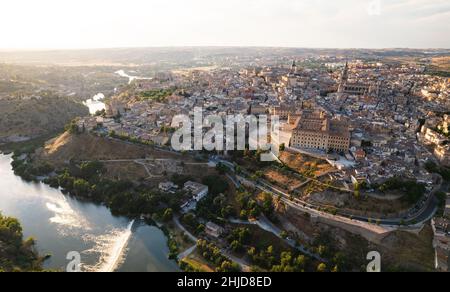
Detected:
left=0, top=63, right=127, bottom=101
left=432, top=56, right=450, bottom=70
left=1, top=47, right=449, bottom=67
left=0, top=94, right=88, bottom=144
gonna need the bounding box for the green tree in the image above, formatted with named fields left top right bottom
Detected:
left=217, top=261, right=241, bottom=272
left=196, top=224, right=205, bottom=234
left=65, top=121, right=79, bottom=134
left=162, top=208, right=173, bottom=222
left=79, top=161, right=105, bottom=179
left=0, top=213, right=44, bottom=272
left=73, top=179, right=91, bottom=196
left=182, top=213, right=197, bottom=228
left=230, top=240, right=243, bottom=252
left=202, top=175, right=229, bottom=195
left=294, top=255, right=307, bottom=270
left=262, top=193, right=274, bottom=217
left=317, top=263, right=327, bottom=272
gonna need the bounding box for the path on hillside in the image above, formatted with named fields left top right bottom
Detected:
left=174, top=216, right=251, bottom=271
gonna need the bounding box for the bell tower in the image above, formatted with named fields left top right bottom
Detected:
left=291, top=60, right=298, bottom=74
left=338, top=62, right=349, bottom=94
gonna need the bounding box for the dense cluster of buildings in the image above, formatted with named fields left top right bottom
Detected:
left=419, top=113, right=450, bottom=167
left=337, top=62, right=380, bottom=99
left=75, top=58, right=447, bottom=180
left=158, top=180, right=209, bottom=213
left=72, top=56, right=450, bottom=270
left=76, top=58, right=448, bottom=188
left=180, top=181, right=209, bottom=213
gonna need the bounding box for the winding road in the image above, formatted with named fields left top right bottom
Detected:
left=218, top=158, right=438, bottom=227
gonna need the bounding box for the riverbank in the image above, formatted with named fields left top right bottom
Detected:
left=0, top=131, right=63, bottom=155
left=6, top=133, right=318, bottom=272
left=0, top=212, right=48, bottom=272
left=0, top=151, right=180, bottom=272
left=3, top=131, right=210, bottom=271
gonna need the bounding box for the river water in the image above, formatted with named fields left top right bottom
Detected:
left=115, top=70, right=153, bottom=84
left=83, top=70, right=153, bottom=115
left=0, top=154, right=179, bottom=272
left=83, top=93, right=106, bottom=115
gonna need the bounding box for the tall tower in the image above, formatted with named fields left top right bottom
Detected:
left=291, top=60, right=298, bottom=74
left=338, top=62, right=349, bottom=94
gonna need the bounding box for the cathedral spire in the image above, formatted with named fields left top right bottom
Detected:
left=341, top=62, right=349, bottom=82
left=338, top=62, right=349, bottom=94
left=291, top=60, right=297, bottom=74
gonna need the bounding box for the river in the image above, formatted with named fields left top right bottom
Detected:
left=0, top=154, right=179, bottom=272
left=83, top=93, right=106, bottom=115
left=115, top=70, right=153, bottom=84
left=83, top=70, right=153, bottom=115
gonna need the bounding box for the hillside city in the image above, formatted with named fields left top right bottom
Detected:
left=1, top=48, right=450, bottom=273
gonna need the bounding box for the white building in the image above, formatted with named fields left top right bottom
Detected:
left=184, top=181, right=209, bottom=201
left=181, top=181, right=209, bottom=213
left=159, top=181, right=178, bottom=193
left=205, top=222, right=225, bottom=238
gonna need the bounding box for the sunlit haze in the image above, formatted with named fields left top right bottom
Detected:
left=1, top=0, right=449, bottom=49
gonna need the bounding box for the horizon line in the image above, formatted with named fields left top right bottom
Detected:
left=1, top=45, right=450, bottom=53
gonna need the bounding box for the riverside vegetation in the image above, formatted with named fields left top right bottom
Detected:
left=0, top=212, right=47, bottom=272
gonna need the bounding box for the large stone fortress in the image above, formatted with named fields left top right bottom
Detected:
left=270, top=105, right=351, bottom=153
left=290, top=110, right=350, bottom=152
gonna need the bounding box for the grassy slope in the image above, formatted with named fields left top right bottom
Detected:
left=0, top=96, right=88, bottom=141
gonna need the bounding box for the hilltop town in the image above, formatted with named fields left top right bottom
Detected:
left=62, top=52, right=450, bottom=272
left=2, top=48, right=450, bottom=272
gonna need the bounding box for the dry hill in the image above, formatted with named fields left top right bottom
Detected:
left=0, top=95, right=88, bottom=143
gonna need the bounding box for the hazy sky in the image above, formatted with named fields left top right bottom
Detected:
left=1, top=0, right=449, bottom=49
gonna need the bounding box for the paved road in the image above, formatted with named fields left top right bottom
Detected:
left=253, top=175, right=438, bottom=227
left=174, top=216, right=199, bottom=261
left=218, top=156, right=439, bottom=227
left=178, top=245, right=197, bottom=261
left=174, top=216, right=197, bottom=242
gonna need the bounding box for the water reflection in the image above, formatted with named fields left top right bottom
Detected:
left=0, top=154, right=179, bottom=272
